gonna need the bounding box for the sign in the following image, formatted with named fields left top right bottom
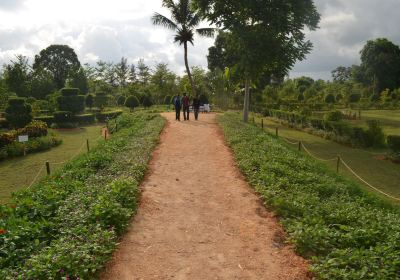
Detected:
left=18, top=135, right=29, bottom=143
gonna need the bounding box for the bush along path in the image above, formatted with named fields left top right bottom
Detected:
left=101, top=113, right=310, bottom=280
left=0, top=112, right=165, bottom=279
left=217, top=112, right=400, bottom=280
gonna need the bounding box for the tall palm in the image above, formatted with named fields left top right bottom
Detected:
left=152, top=0, right=214, bottom=96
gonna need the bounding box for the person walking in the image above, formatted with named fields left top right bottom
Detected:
left=192, top=95, right=200, bottom=120
left=182, top=93, right=190, bottom=121
left=174, top=94, right=182, bottom=121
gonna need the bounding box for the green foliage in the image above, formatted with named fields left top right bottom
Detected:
left=18, top=120, right=48, bottom=138
left=5, top=98, right=33, bottom=128
left=217, top=113, right=400, bottom=280
left=96, top=110, right=123, bottom=123
left=73, top=114, right=96, bottom=124
left=94, top=92, right=109, bottom=108
left=387, top=135, right=400, bottom=152
left=85, top=93, right=94, bottom=109
left=117, top=95, right=126, bottom=106
left=125, top=95, right=140, bottom=110
left=324, top=93, right=335, bottom=104
left=142, top=95, right=153, bottom=108
left=324, top=110, right=343, bottom=122
left=365, top=120, right=385, bottom=148
left=53, top=111, right=73, bottom=124
left=348, top=93, right=362, bottom=103
left=164, top=95, right=172, bottom=105
left=33, top=45, right=81, bottom=89
left=33, top=115, right=54, bottom=126
left=57, top=88, right=85, bottom=114
left=0, top=112, right=165, bottom=278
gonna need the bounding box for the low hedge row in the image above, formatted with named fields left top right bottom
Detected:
left=217, top=113, right=400, bottom=280
left=0, top=112, right=165, bottom=279
left=96, top=110, right=123, bottom=122
left=266, top=109, right=385, bottom=148
left=35, top=111, right=121, bottom=127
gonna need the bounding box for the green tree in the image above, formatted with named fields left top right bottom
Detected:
left=195, top=0, right=320, bottom=122
left=3, top=55, right=31, bottom=97
left=30, top=67, right=56, bottom=99
left=331, top=66, right=352, bottom=83
left=5, top=98, right=32, bottom=128
left=152, top=0, right=214, bottom=97
left=68, top=67, right=89, bottom=94
left=137, top=59, right=151, bottom=86
left=116, top=57, right=130, bottom=88
left=125, top=95, right=140, bottom=111
left=33, top=45, right=81, bottom=89
left=360, top=38, right=400, bottom=93
left=150, top=63, right=177, bottom=103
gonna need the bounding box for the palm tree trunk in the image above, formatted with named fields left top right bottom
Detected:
left=184, top=41, right=197, bottom=97
left=243, top=78, right=250, bottom=122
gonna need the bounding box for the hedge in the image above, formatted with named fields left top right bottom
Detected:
left=33, top=116, right=54, bottom=126
left=73, top=114, right=96, bottom=125
left=387, top=135, right=400, bottom=152
left=0, top=112, right=165, bottom=278
left=96, top=110, right=123, bottom=122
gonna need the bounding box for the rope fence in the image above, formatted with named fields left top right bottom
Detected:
left=254, top=116, right=400, bottom=201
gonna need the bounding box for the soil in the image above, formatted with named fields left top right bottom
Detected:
left=101, top=112, right=310, bottom=280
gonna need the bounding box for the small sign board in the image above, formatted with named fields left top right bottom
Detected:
left=18, top=135, right=29, bottom=143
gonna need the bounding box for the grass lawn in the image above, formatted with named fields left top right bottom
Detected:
left=253, top=115, right=400, bottom=203
left=0, top=125, right=104, bottom=203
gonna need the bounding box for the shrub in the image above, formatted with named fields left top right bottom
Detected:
left=365, top=120, right=385, bottom=148
left=164, top=95, right=172, bottom=105
left=387, top=135, right=400, bottom=152
left=324, top=110, right=343, bottom=122
left=348, top=93, right=361, bottom=103
left=0, top=118, right=8, bottom=128
left=53, top=111, right=73, bottom=124
left=73, top=113, right=96, bottom=124
left=142, top=95, right=153, bottom=108
left=57, top=88, right=85, bottom=114
left=125, top=96, right=140, bottom=111
left=18, top=120, right=48, bottom=138
left=0, top=131, right=16, bottom=148
left=336, top=94, right=343, bottom=102
left=94, top=92, right=109, bottom=108
left=117, top=95, right=126, bottom=106
left=96, top=110, right=123, bottom=122
left=5, top=98, right=33, bottom=128
left=33, top=115, right=54, bottom=126
left=85, top=94, right=94, bottom=109
left=26, top=97, right=37, bottom=104
left=324, top=93, right=335, bottom=104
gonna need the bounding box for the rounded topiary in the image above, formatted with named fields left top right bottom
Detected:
left=142, top=95, right=153, bottom=108
left=348, top=93, right=361, bottom=103
left=94, top=92, right=109, bottom=108
left=324, top=110, right=343, bottom=122
left=5, top=98, right=33, bottom=128
left=117, top=95, right=126, bottom=106
left=324, top=93, right=336, bottom=104
left=57, top=88, right=85, bottom=114
left=125, top=96, right=140, bottom=111
left=53, top=111, right=73, bottom=123
left=86, top=94, right=94, bottom=109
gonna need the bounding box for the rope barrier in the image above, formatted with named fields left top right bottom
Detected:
left=301, top=142, right=338, bottom=162
left=339, top=158, right=400, bottom=202
left=281, top=137, right=298, bottom=145
left=27, top=165, right=45, bottom=188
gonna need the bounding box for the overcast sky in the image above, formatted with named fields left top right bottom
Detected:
left=0, top=0, right=399, bottom=81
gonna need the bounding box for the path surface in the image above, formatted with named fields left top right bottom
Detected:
left=101, top=113, right=309, bottom=280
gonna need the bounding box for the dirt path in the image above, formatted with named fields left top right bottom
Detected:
left=101, top=113, right=310, bottom=280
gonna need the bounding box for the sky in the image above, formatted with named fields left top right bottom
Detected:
left=0, top=0, right=399, bottom=81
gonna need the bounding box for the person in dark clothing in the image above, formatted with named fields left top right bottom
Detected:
left=182, top=93, right=190, bottom=121
left=192, top=95, right=201, bottom=120
left=174, top=94, right=181, bottom=121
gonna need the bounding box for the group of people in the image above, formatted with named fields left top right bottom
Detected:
left=172, top=93, right=201, bottom=121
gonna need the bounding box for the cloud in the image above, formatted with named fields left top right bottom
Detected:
left=0, top=0, right=26, bottom=11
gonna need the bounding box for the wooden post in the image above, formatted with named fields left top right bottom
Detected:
left=46, top=161, right=51, bottom=175
left=298, top=141, right=302, bottom=151
left=86, top=139, right=90, bottom=152
left=261, top=119, right=264, bottom=130
left=358, top=110, right=361, bottom=120
left=337, top=156, right=341, bottom=173
left=275, top=127, right=279, bottom=137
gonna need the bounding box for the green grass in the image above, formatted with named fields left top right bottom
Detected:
left=252, top=115, right=400, bottom=203
left=218, top=112, right=400, bottom=279
left=0, top=125, right=104, bottom=203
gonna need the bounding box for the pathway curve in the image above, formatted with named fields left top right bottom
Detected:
left=101, top=113, right=309, bottom=280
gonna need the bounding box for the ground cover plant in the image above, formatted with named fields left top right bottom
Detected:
left=0, top=111, right=165, bottom=279
left=217, top=112, right=400, bottom=280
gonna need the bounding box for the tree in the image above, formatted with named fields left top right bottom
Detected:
left=68, top=67, right=89, bottom=94
left=125, top=95, right=140, bottom=111
left=3, top=55, right=31, bottom=97
left=5, top=98, right=32, bottom=128
left=33, top=45, right=81, bottom=89
left=30, top=67, right=56, bottom=99
left=152, top=0, right=214, bottom=97
left=150, top=63, right=177, bottom=103
left=115, top=57, right=130, bottom=88
left=195, top=0, right=320, bottom=122
left=360, top=38, right=400, bottom=93
left=137, top=59, right=151, bottom=86
left=332, top=66, right=352, bottom=83
left=324, top=93, right=335, bottom=104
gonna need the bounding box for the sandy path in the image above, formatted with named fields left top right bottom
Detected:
left=101, top=113, right=310, bottom=280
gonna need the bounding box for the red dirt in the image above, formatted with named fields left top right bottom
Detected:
left=101, top=112, right=310, bottom=280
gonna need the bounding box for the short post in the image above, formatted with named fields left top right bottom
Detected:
left=298, top=141, right=302, bottom=151
left=261, top=119, right=264, bottom=130
left=46, top=161, right=51, bottom=175
left=86, top=139, right=90, bottom=152
left=104, top=128, right=107, bottom=141
left=23, top=144, right=26, bottom=156
left=252, top=116, right=255, bottom=123
left=337, top=156, right=341, bottom=173
left=275, top=127, right=279, bottom=137
left=358, top=110, right=361, bottom=120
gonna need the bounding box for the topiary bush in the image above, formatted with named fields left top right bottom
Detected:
left=324, top=110, right=343, bottom=122
left=117, top=95, right=126, bottom=106
left=18, top=120, right=48, bottom=138
left=125, top=96, right=139, bottom=111
left=5, top=98, right=33, bottom=128
left=94, top=92, right=109, bottom=109
left=348, top=93, right=361, bottom=103
left=57, top=88, right=85, bottom=114
left=85, top=94, right=94, bottom=109
left=164, top=95, right=172, bottom=105
left=142, top=95, right=153, bottom=108
left=365, top=120, right=385, bottom=148
left=53, top=111, right=76, bottom=128
left=73, top=114, right=96, bottom=124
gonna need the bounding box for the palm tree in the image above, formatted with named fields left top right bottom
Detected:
left=152, top=0, right=214, bottom=96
